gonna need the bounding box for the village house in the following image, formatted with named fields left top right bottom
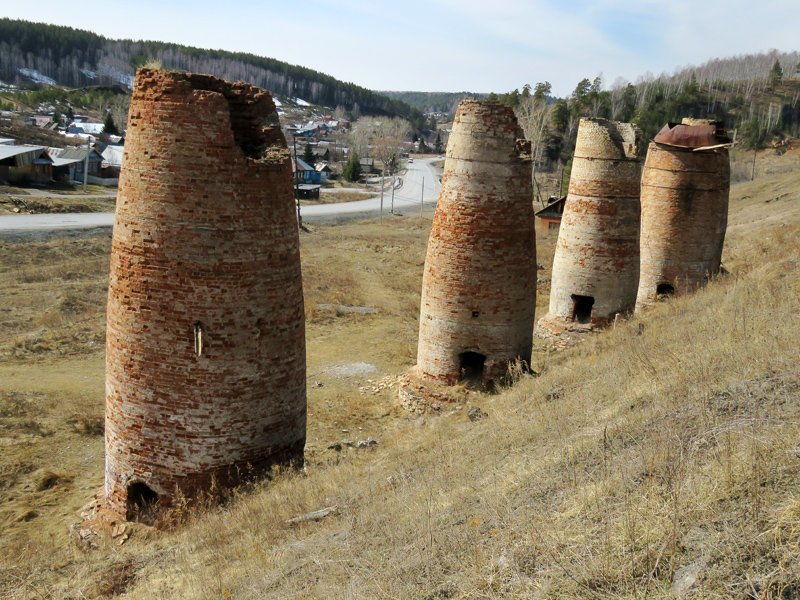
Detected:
left=48, top=146, right=104, bottom=181
left=0, top=144, right=53, bottom=184
left=27, top=114, right=53, bottom=128
left=360, top=157, right=375, bottom=173
left=292, top=157, right=321, bottom=184
left=98, top=144, right=124, bottom=178
left=534, top=195, right=566, bottom=237
left=314, top=162, right=332, bottom=180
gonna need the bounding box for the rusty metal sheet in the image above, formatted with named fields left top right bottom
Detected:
left=653, top=122, right=731, bottom=149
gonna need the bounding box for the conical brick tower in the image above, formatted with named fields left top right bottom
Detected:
left=545, top=117, right=642, bottom=327
left=104, top=69, right=306, bottom=522
left=408, top=99, right=536, bottom=396
left=636, top=119, right=731, bottom=310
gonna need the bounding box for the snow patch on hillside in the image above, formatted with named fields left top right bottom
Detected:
left=18, top=68, right=56, bottom=85
left=96, top=65, right=134, bottom=88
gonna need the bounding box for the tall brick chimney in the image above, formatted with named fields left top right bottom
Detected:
left=547, top=117, right=642, bottom=326
left=636, top=119, right=731, bottom=311
left=104, top=69, right=306, bottom=522
left=412, top=99, right=536, bottom=388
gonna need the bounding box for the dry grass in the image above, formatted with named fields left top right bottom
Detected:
left=0, top=152, right=798, bottom=598
left=301, top=190, right=374, bottom=205
left=0, top=183, right=116, bottom=215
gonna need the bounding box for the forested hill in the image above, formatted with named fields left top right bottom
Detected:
left=379, top=91, right=487, bottom=114
left=0, top=19, right=421, bottom=121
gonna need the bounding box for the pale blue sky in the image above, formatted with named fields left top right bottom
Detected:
left=2, top=1, right=798, bottom=94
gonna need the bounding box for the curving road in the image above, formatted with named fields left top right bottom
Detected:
left=0, top=158, right=442, bottom=235
left=300, top=157, right=442, bottom=222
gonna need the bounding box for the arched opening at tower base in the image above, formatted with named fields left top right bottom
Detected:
left=459, top=351, right=486, bottom=385
left=126, top=481, right=159, bottom=524
left=571, top=294, right=595, bottom=324
left=656, top=283, right=675, bottom=298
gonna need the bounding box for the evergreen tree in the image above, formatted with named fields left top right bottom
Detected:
left=303, top=142, right=314, bottom=165
left=769, top=59, right=783, bottom=87
left=418, top=137, right=430, bottom=153
left=533, top=82, right=551, bottom=102
left=103, top=112, right=120, bottom=135
left=434, top=131, right=443, bottom=154
left=342, top=150, right=362, bottom=182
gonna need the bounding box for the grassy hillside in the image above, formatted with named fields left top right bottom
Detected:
left=0, top=150, right=798, bottom=598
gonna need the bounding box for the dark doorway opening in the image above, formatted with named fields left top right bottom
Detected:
left=459, top=351, right=486, bottom=385
left=571, top=294, right=594, bottom=324
left=656, top=283, right=675, bottom=298
left=126, top=481, right=159, bottom=524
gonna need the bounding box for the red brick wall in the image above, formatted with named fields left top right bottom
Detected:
left=548, top=118, right=642, bottom=324
left=415, top=100, right=536, bottom=385
left=636, top=142, right=730, bottom=310
left=104, top=69, right=305, bottom=519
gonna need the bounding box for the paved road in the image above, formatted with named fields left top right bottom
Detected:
left=0, top=158, right=442, bottom=235
left=0, top=211, right=115, bottom=233
left=300, top=157, right=442, bottom=222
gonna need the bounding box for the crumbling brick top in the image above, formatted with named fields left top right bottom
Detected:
left=133, top=68, right=286, bottom=162
left=574, top=117, right=641, bottom=161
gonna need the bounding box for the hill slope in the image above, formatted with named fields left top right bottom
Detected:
left=126, top=167, right=800, bottom=598
left=380, top=91, right=487, bottom=114
left=1, top=151, right=796, bottom=598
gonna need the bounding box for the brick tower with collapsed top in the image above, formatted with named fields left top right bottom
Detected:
left=545, top=117, right=642, bottom=327
left=104, top=69, right=306, bottom=522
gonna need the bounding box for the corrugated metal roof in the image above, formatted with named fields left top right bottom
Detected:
left=57, top=147, right=92, bottom=161
left=534, top=196, right=567, bottom=219
left=102, top=145, right=125, bottom=167
left=0, top=145, right=50, bottom=166
left=51, top=156, right=83, bottom=167
left=292, top=157, right=314, bottom=172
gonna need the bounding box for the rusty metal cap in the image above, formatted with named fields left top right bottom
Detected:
left=653, top=121, right=731, bottom=149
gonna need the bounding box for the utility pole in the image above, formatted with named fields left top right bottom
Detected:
left=379, top=167, right=384, bottom=222
left=292, top=134, right=301, bottom=225
left=420, top=177, right=424, bottom=219
left=390, top=174, right=396, bottom=214
left=82, top=137, right=90, bottom=192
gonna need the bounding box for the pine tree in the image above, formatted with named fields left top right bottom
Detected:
left=103, top=112, right=120, bottom=135
left=303, top=142, right=314, bottom=165
left=434, top=131, right=443, bottom=154
left=769, top=59, right=783, bottom=87
left=342, top=151, right=362, bottom=182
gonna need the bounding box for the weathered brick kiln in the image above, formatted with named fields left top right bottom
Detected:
left=413, top=99, right=536, bottom=387
left=547, top=117, right=642, bottom=326
left=635, top=119, right=731, bottom=311
left=104, top=69, right=306, bottom=521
